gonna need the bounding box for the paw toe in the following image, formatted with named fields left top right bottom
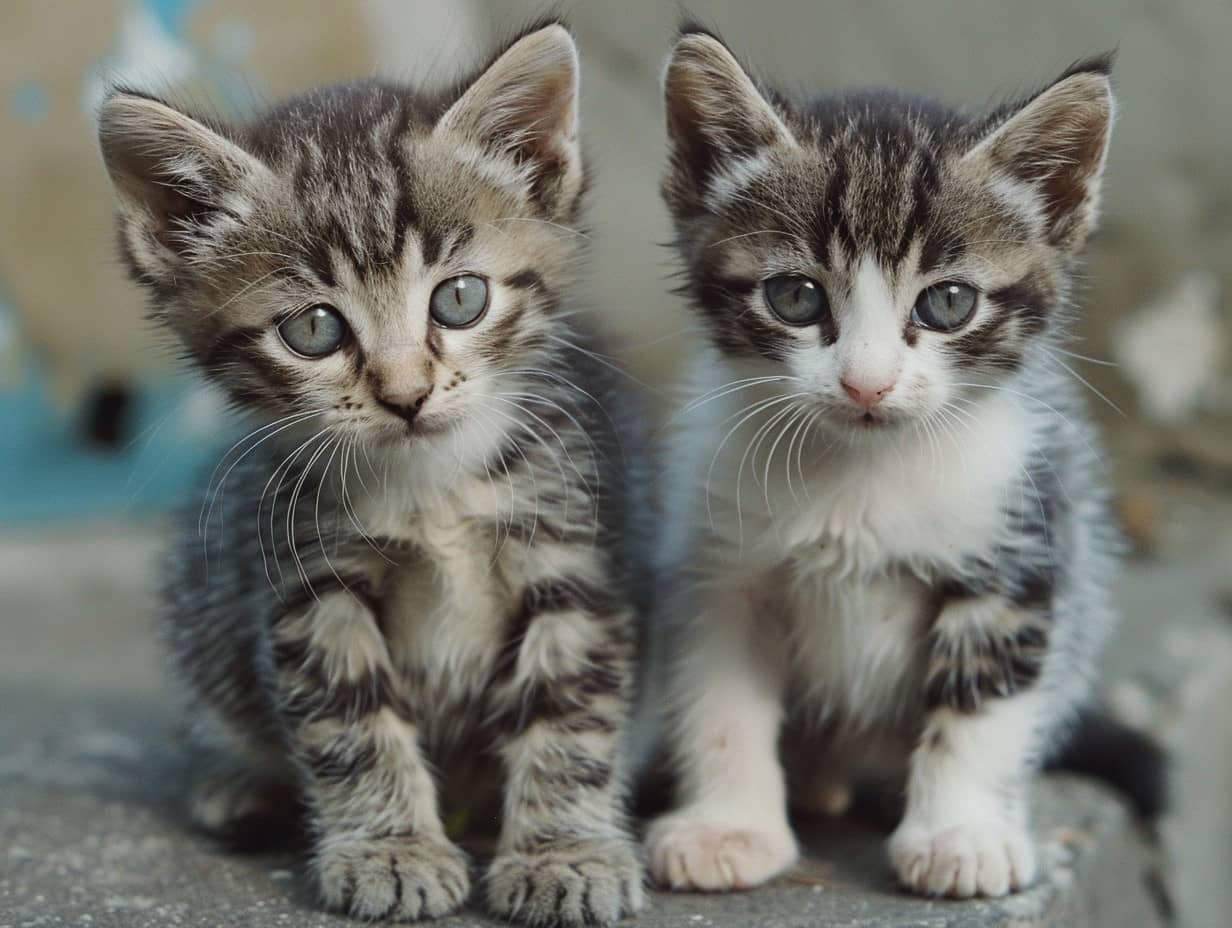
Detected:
left=486, top=838, right=642, bottom=927
left=646, top=814, right=796, bottom=892
left=316, top=834, right=470, bottom=921
left=889, top=821, right=1036, bottom=899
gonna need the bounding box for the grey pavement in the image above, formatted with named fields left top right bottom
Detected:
left=3, top=480, right=1230, bottom=926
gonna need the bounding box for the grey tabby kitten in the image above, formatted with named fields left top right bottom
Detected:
left=97, top=22, right=646, bottom=926
left=647, top=25, right=1124, bottom=898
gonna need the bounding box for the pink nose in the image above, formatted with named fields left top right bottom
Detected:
left=841, top=377, right=895, bottom=410
left=376, top=387, right=432, bottom=425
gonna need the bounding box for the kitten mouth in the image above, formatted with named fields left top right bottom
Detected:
left=374, top=414, right=447, bottom=444
left=405, top=418, right=446, bottom=438
left=848, top=410, right=899, bottom=432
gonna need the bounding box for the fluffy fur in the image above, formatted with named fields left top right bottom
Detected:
left=98, top=21, right=647, bottom=926
left=648, top=25, right=1122, bottom=898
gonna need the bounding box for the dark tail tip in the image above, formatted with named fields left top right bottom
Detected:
left=1047, top=708, right=1169, bottom=819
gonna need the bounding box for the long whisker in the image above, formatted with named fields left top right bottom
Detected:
left=258, top=426, right=331, bottom=598
left=764, top=405, right=808, bottom=509
left=200, top=408, right=324, bottom=539
left=1050, top=346, right=1118, bottom=367
left=546, top=335, right=655, bottom=390
left=1043, top=350, right=1127, bottom=418
left=312, top=437, right=353, bottom=594
left=675, top=375, right=798, bottom=419
left=706, top=229, right=806, bottom=249
left=485, top=216, right=590, bottom=241
left=286, top=431, right=337, bottom=601
left=951, top=381, right=1102, bottom=462
left=706, top=392, right=807, bottom=538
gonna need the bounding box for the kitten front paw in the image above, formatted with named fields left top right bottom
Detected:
left=315, top=833, right=471, bottom=921
left=485, top=837, right=643, bottom=927
left=647, top=812, right=797, bottom=891
left=888, top=819, right=1036, bottom=898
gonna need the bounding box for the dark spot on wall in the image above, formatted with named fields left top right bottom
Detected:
left=81, top=379, right=134, bottom=449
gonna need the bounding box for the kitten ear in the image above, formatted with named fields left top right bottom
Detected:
left=98, top=92, right=269, bottom=278
left=437, top=23, right=582, bottom=217
left=662, top=29, right=796, bottom=208
left=963, top=56, right=1115, bottom=250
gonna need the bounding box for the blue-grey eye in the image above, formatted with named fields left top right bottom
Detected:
left=912, top=282, right=978, bottom=332
left=277, top=304, right=348, bottom=358
left=430, top=274, right=489, bottom=328
left=764, top=275, right=828, bottom=325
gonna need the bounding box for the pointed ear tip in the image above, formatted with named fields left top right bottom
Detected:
left=1058, top=55, right=1116, bottom=96
left=96, top=94, right=146, bottom=147
left=519, top=22, right=578, bottom=62
left=1073, top=49, right=1117, bottom=77
left=671, top=30, right=727, bottom=58
left=97, top=90, right=172, bottom=129
left=1065, top=70, right=1116, bottom=115
left=664, top=31, right=734, bottom=88
left=97, top=90, right=137, bottom=119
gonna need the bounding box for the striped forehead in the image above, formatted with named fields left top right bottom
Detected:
left=704, top=115, right=964, bottom=275
left=271, top=139, right=494, bottom=292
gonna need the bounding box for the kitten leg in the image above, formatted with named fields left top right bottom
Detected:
left=270, top=590, right=469, bottom=921
left=646, top=590, right=797, bottom=891
left=483, top=571, right=642, bottom=927
left=889, top=595, right=1048, bottom=898
left=189, top=758, right=303, bottom=850
left=179, top=701, right=302, bottom=848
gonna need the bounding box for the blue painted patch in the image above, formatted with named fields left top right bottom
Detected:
left=143, top=0, right=199, bottom=37
left=0, top=298, right=226, bottom=526
left=11, top=82, right=50, bottom=123
left=0, top=368, right=227, bottom=526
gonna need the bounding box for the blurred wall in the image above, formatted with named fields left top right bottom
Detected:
left=1, top=0, right=1228, bottom=516
left=0, top=0, right=481, bottom=401
left=524, top=0, right=1231, bottom=441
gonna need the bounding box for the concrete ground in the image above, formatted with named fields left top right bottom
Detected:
left=2, top=480, right=1230, bottom=927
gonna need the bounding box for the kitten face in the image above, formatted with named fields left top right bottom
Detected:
left=663, top=30, right=1113, bottom=437
left=99, top=25, right=584, bottom=453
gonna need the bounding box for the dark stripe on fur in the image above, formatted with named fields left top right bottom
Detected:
left=690, top=272, right=793, bottom=361
left=924, top=615, right=1050, bottom=712
left=990, top=278, right=1050, bottom=336
left=504, top=269, right=546, bottom=292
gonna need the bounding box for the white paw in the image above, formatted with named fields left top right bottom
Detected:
left=647, top=812, right=797, bottom=891
left=888, top=819, right=1037, bottom=898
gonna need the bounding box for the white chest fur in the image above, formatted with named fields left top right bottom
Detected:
left=351, top=460, right=512, bottom=715
left=691, top=385, right=1038, bottom=732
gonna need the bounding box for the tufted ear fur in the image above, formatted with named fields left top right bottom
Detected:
left=662, top=28, right=797, bottom=211
left=964, top=56, right=1115, bottom=251
left=98, top=91, right=270, bottom=278
left=436, top=23, right=582, bottom=218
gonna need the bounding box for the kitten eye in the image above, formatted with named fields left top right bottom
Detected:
left=912, top=282, right=978, bottom=332
left=277, top=304, right=348, bottom=358
left=430, top=274, right=489, bottom=328
left=764, top=275, right=829, bottom=325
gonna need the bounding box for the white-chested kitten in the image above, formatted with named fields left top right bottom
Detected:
left=98, top=22, right=647, bottom=926
left=647, top=25, right=1128, bottom=898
